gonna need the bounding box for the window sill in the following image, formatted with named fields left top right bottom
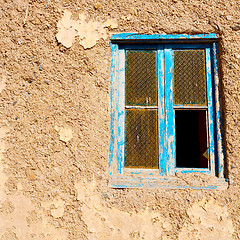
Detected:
left=109, top=173, right=228, bottom=190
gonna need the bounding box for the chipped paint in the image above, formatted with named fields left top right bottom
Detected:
left=158, top=45, right=166, bottom=175
left=109, top=35, right=226, bottom=188
left=2, top=1, right=238, bottom=239
left=164, top=48, right=175, bottom=176
left=117, top=48, right=125, bottom=174
left=109, top=43, right=119, bottom=176
left=109, top=173, right=227, bottom=189
left=56, top=10, right=118, bottom=49
left=111, top=33, right=218, bottom=41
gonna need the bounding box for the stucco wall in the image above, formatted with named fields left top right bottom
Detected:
left=0, top=0, right=240, bottom=239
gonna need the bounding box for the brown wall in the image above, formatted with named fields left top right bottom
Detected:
left=0, top=0, right=240, bottom=239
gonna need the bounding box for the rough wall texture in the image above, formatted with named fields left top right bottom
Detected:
left=0, top=0, right=240, bottom=239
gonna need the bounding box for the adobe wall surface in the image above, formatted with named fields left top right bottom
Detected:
left=0, top=0, right=240, bottom=239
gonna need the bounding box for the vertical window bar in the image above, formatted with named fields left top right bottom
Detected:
left=164, top=48, right=175, bottom=175
left=117, top=48, right=126, bottom=174
left=109, top=43, right=119, bottom=176
left=206, top=47, right=215, bottom=176
left=157, top=45, right=166, bottom=175
left=213, top=42, right=224, bottom=178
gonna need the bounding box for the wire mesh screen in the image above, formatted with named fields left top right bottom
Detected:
left=125, top=50, right=157, bottom=106
left=174, top=50, right=207, bottom=105
left=125, top=109, right=159, bottom=169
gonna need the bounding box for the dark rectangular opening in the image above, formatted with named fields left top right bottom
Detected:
left=175, top=110, right=208, bottom=168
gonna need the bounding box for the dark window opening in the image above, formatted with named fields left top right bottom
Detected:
left=175, top=110, right=208, bottom=168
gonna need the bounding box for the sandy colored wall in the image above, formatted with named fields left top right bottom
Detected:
left=0, top=0, right=240, bottom=239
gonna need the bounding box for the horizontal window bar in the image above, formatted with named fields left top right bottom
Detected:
left=173, top=105, right=208, bottom=109
left=175, top=168, right=211, bottom=174
left=111, top=33, right=218, bottom=41
left=125, top=106, right=158, bottom=109
left=124, top=168, right=159, bottom=176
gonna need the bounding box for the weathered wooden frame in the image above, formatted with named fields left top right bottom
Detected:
left=109, top=33, right=227, bottom=189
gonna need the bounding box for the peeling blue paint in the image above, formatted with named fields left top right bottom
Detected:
left=117, top=49, right=125, bottom=174
left=111, top=33, right=218, bottom=41
left=158, top=45, right=166, bottom=175
left=109, top=176, right=227, bottom=189
left=109, top=43, right=118, bottom=176
left=175, top=168, right=211, bottom=174
left=109, top=34, right=225, bottom=189
left=164, top=48, right=175, bottom=175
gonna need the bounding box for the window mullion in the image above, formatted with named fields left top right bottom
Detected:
left=125, top=106, right=158, bottom=109
left=158, top=45, right=166, bottom=175
left=164, top=48, right=176, bottom=175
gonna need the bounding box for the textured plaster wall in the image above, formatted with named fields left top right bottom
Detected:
left=0, top=0, right=240, bottom=239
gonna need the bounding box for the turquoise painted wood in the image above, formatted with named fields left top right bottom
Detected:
left=109, top=43, right=119, bottom=176
left=109, top=175, right=227, bottom=189
left=164, top=43, right=211, bottom=50
left=157, top=45, right=166, bottom=175
left=206, top=47, right=216, bottom=176
left=117, top=49, right=125, bottom=174
left=111, top=33, right=218, bottom=41
left=119, top=44, right=158, bottom=50
left=109, top=34, right=226, bottom=189
left=164, top=48, right=176, bottom=175
left=175, top=168, right=211, bottom=174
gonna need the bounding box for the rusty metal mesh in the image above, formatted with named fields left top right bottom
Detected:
left=125, top=50, right=157, bottom=106
left=125, top=109, right=159, bottom=169
left=174, top=50, right=207, bottom=105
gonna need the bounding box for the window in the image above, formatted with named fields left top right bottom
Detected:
left=109, top=34, right=227, bottom=189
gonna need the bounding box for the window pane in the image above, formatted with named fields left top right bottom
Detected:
left=125, top=109, right=159, bottom=169
left=174, top=50, right=207, bottom=105
left=125, top=50, right=157, bottom=106
left=175, top=110, right=208, bottom=168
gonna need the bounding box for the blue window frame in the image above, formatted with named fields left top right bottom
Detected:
left=109, top=33, right=227, bottom=189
